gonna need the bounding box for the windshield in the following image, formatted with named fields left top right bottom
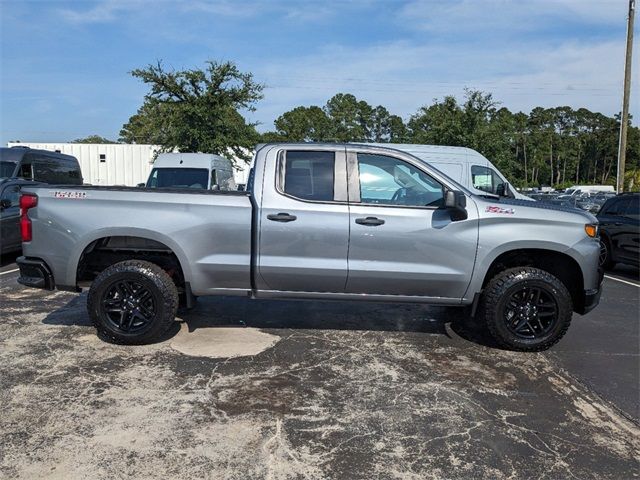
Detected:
left=564, top=189, right=576, bottom=195
left=147, top=168, right=209, bottom=189
left=0, top=161, right=17, bottom=178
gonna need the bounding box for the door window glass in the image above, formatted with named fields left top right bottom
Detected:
left=624, top=196, right=639, bottom=219
left=283, top=151, right=335, bottom=201
left=1, top=185, right=20, bottom=208
left=471, top=165, right=504, bottom=195
left=147, top=168, right=208, bottom=189
left=606, top=199, right=629, bottom=216
left=18, top=162, right=32, bottom=180
left=357, top=154, right=443, bottom=207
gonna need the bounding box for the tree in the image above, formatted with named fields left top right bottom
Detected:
left=120, top=60, right=263, bottom=165
left=271, top=106, right=333, bottom=141
left=263, top=93, right=407, bottom=143
left=71, top=135, right=117, bottom=144
left=408, top=95, right=466, bottom=146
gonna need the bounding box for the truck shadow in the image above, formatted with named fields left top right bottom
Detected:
left=41, top=294, right=497, bottom=348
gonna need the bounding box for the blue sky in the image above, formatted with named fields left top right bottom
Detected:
left=0, top=0, right=637, bottom=145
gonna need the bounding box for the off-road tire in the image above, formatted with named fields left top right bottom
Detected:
left=482, top=267, right=572, bottom=352
left=87, top=260, right=179, bottom=345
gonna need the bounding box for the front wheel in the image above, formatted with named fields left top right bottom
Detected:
left=482, top=267, right=573, bottom=352
left=87, top=260, right=179, bottom=344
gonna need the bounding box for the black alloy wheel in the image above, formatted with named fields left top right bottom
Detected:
left=102, top=279, right=156, bottom=333
left=503, top=285, right=558, bottom=339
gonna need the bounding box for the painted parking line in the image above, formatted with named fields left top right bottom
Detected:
left=0, top=268, right=19, bottom=276
left=604, top=275, right=640, bottom=288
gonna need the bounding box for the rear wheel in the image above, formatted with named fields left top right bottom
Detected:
left=482, top=267, right=572, bottom=352
left=87, top=260, right=179, bottom=344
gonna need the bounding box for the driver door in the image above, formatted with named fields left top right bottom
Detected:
left=345, top=148, right=478, bottom=299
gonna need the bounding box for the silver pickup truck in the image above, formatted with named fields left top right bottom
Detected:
left=16, top=143, right=603, bottom=351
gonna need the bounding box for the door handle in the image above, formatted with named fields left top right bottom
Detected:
left=267, top=212, right=297, bottom=222
left=614, top=222, right=623, bottom=226
left=355, top=216, right=385, bottom=226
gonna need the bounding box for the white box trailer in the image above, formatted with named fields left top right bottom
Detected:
left=6, top=142, right=160, bottom=186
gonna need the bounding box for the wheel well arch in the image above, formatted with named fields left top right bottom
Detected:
left=76, top=236, right=186, bottom=290
left=482, top=248, right=585, bottom=309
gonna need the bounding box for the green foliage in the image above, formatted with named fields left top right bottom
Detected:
left=71, top=135, right=117, bottom=144
left=120, top=60, right=264, bottom=165
left=263, top=93, right=406, bottom=143
left=266, top=89, right=639, bottom=190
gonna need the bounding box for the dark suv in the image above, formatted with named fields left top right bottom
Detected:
left=597, top=192, right=640, bottom=269
left=0, top=147, right=83, bottom=255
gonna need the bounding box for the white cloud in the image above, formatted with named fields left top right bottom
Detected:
left=58, top=0, right=128, bottom=24
left=251, top=36, right=633, bottom=130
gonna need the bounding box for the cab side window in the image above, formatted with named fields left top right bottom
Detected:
left=282, top=151, right=335, bottom=202
left=357, top=154, right=443, bottom=207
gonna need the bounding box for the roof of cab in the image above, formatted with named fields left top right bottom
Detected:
left=153, top=153, right=232, bottom=169
left=0, top=146, right=78, bottom=163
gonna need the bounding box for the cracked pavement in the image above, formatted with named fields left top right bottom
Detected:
left=0, top=264, right=638, bottom=479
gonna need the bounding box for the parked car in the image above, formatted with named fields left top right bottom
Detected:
left=0, top=147, right=83, bottom=255
left=597, top=192, right=640, bottom=269
left=0, top=179, right=44, bottom=254
left=364, top=143, right=530, bottom=200
left=575, top=192, right=616, bottom=214
left=142, top=153, right=236, bottom=191
left=0, top=147, right=82, bottom=185
left=557, top=185, right=615, bottom=200
left=16, top=143, right=602, bottom=352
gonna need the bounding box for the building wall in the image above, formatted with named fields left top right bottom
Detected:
left=6, top=142, right=253, bottom=187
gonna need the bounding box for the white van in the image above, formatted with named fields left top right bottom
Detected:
left=559, top=185, right=615, bottom=198
left=364, top=143, right=529, bottom=200
left=144, top=153, right=236, bottom=191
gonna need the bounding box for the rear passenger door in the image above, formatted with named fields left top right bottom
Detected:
left=257, top=147, right=350, bottom=293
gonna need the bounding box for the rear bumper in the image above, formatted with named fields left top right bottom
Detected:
left=16, top=256, right=55, bottom=290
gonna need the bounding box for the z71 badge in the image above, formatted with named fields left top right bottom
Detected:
left=54, top=191, right=87, bottom=199
left=486, top=205, right=515, bottom=215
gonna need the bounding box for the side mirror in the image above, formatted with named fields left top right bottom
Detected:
left=444, top=190, right=468, bottom=221
left=0, top=198, right=12, bottom=210
left=136, top=183, right=146, bottom=188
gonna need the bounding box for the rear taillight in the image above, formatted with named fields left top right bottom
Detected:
left=20, top=193, right=38, bottom=242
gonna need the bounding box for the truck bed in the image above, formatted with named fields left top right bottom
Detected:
left=21, top=185, right=254, bottom=295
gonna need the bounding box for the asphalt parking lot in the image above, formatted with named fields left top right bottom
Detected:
left=0, top=254, right=638, bottom=479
